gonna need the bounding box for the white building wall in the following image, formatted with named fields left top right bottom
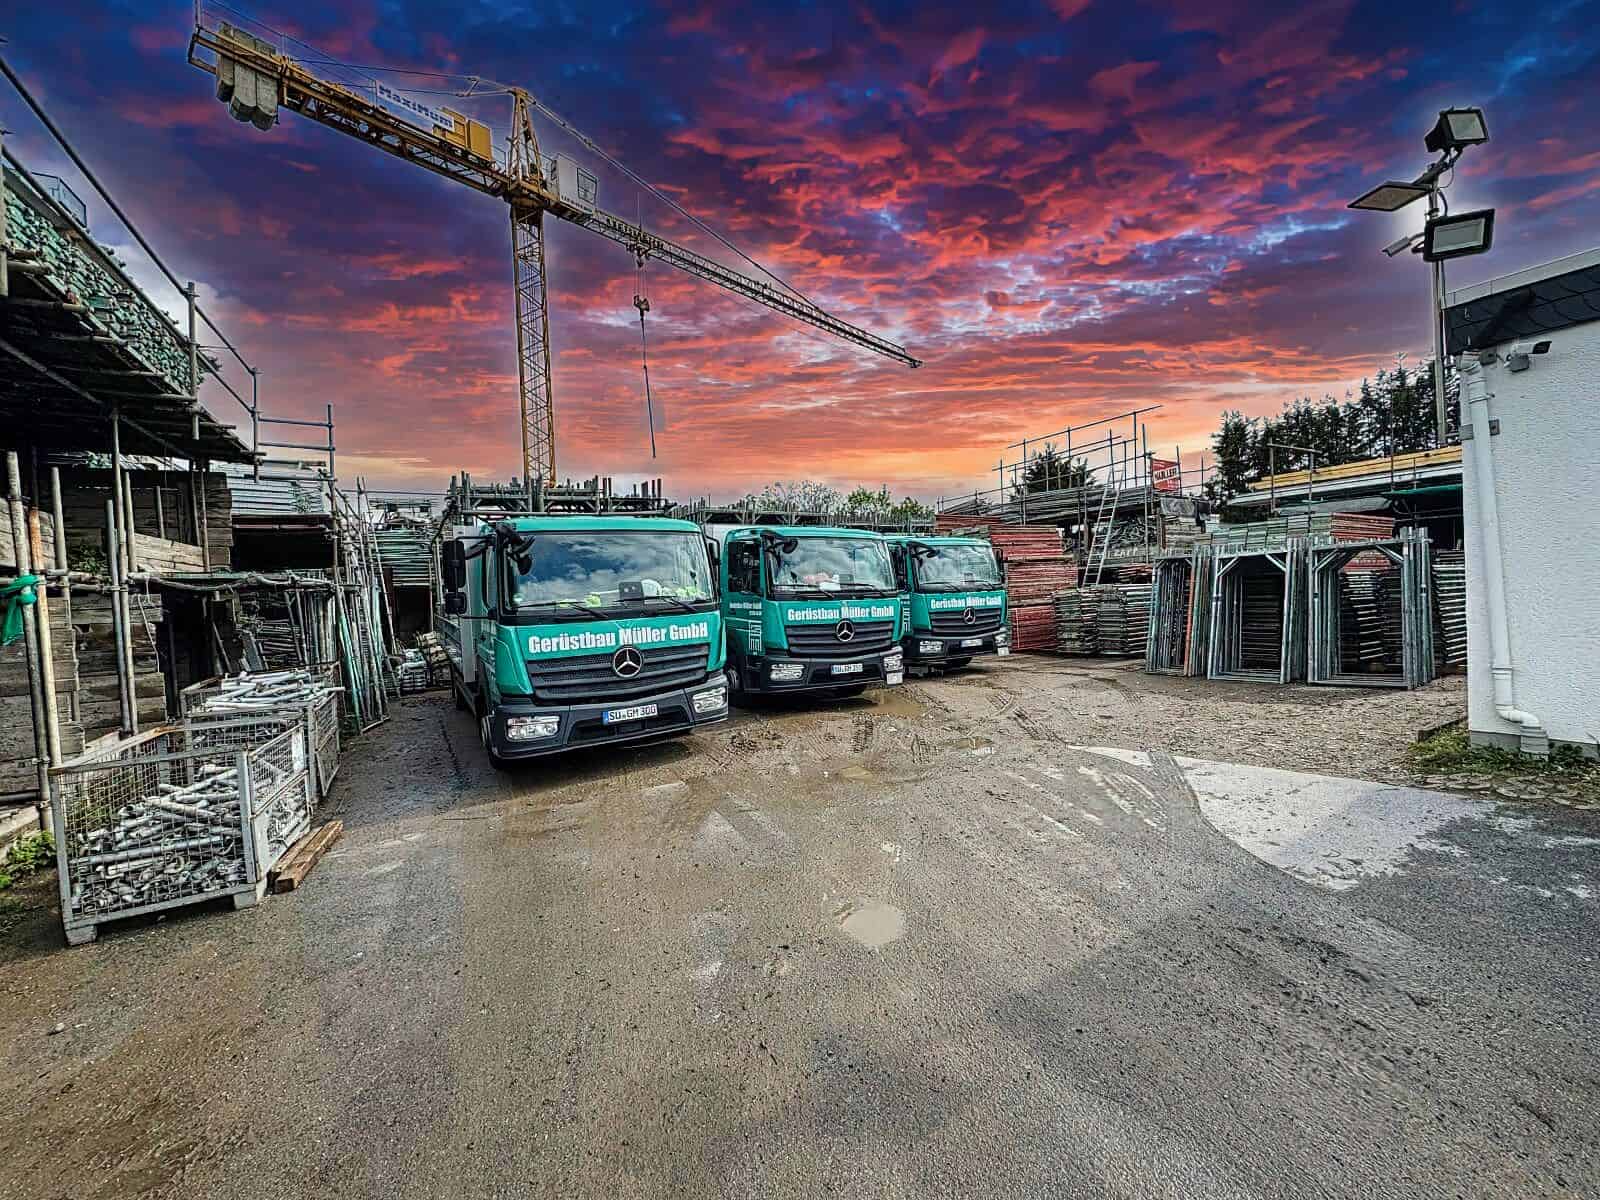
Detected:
left=1460, top=317, right=1600, bottom=753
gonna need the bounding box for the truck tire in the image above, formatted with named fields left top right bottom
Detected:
left=479, top=710, right=510, bottom=771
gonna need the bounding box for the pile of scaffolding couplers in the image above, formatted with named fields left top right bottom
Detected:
left=182, top=668, right=342, bottom=807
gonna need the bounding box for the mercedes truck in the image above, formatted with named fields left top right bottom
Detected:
left=719, top=526, right=905, bottom=699
left=438, top=516, right=729, bottom=766
left=885, top=534, right=1009, bottom=671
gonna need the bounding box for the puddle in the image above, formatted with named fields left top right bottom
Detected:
left=841, top=764, right=876, bottom=782
left=868, top=690, right=928, bottom=720
left=838, top=901, right=907, bottom=949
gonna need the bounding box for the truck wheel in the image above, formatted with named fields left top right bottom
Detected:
left=479, top=711, right=510, bottom=770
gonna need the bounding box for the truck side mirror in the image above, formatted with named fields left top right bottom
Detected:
left=441, top=540, right=467, bottom=591
left=705, top=538, right=720, bottom=573
left=443, top=591, right=468, bottom=616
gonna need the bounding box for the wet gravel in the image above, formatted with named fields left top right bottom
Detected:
left=0, top=658, right=1594, bottom=1199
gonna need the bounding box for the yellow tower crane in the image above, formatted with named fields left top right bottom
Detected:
left=186, top=13, right=920, bottom=486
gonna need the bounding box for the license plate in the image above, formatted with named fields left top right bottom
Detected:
left=960, top=638, right=984, bottom=648
left=998, top=647, right=1011, bottom=656
left=831, top=662, right=864, bottom=675
left=603, top=703, right=657, bottom=725
left=885, top=671, right=904, bottom=686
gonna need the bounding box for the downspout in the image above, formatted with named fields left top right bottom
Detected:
left=1458, top=352, right=1546, bottom=753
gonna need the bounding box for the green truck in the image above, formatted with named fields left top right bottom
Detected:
left=437, top=516, right=729, bottom=766
left=884, top=534, right=1009, bottom=671
left=718, top=526, right=905, bottom=698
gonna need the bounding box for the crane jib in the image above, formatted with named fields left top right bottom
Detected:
left=188, top=12, right=922, bottom=487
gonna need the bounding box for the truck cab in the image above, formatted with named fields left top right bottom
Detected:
left=719, top=526, right=905, bottom=698
left=885, top=535, right=1009, bottom=671
left=438, top=516, right=728, bottom=766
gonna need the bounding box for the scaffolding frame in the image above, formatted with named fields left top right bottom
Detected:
left=1207, top=542, right=1309, bottom=684
left=1307, top=531, right=1434, bottom=689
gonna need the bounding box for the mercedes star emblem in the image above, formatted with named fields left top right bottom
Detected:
left=611, top=646, right=643, bottom=678
left=962, top=607, right=976, bottom=625
left=835, top=619, right=855, bottom=643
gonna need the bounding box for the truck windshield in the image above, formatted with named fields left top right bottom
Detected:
left=507, top=531, right=713, bottom=612
left=914, top=543, right=1001, bottom=592
left=768, top=537, right=895, bottom=597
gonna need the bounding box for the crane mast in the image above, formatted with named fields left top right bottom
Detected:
left=187, top=17, right=919, bottom=486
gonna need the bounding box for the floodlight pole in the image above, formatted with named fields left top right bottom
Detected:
left=1427, top=185, right=1450, bottom=445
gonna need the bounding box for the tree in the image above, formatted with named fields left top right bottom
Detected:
left=1203, top=357, right=1455, bottom=503
left=1012, top=442, right=1090, bottom=498
left=841, top=484, right=934, bottom=524
left=736, top=480, right=842, bottom=512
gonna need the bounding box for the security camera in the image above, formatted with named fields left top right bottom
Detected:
left=1505, top=339, right=1552, bottom=372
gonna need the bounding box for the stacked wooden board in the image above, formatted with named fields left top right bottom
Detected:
left=1008, top=603, right=1058, bottom=653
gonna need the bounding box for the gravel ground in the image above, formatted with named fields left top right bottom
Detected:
left=0, top=657, right=1594, bottom=1200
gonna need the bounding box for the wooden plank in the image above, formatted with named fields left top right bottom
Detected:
left=269, top=819, right=343, bottom=893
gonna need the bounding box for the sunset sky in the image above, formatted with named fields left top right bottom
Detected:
left=7, top=2, right=1600, bottom=502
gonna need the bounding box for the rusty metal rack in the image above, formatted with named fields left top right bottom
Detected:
left=50, top=716, right=310, bottom=945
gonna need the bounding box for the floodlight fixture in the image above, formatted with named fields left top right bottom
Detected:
left=1425, top=107, right=1489, bottom=154
left=1348, top=181, right=1432, bottom=211
left=1422, top=209, right=1495, bottom=262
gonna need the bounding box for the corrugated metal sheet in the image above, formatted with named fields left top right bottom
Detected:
left=221, top=464, right=329, bottom=516
left=375, top=525, right=433, bottom=588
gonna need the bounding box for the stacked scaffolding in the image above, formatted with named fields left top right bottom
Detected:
left=1432, top=549, right=1467, bottom=670
left=1207, top=542, right=1310, bottom=684
left=1146, top=548, right=1214, bottom=676
left=1307, top=531, right=1434, bottom=689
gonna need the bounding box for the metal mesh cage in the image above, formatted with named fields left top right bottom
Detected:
left=51, top=726, right=262, bottom=938
left=181, top=668, right=342, bottom=803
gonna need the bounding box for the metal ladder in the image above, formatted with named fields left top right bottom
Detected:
left=1085, top=461, right=1122, bottom=587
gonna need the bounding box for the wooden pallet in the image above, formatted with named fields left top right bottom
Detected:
left=268, top=820, right=344, bottom=894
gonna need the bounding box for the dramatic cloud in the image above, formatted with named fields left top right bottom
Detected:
left=8, top=1, right=1599, bottom=501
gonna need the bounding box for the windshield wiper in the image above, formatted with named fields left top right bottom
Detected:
left=637, top=594, right=708, bottom=615
left=522, top=599, right=610, bottom=622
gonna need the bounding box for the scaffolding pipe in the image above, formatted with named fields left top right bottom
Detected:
left=48, top=465, right=76, bottom=724
left=105, top=500, right=132, bottom=733
left=5, top=452, right=51, bottom=814
left=25, top=476, right=63, bottom=772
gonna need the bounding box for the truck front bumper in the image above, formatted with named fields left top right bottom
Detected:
left=737, top=649, right=905, bottom=694
left=484, top=677, right=729, bottom=761
left=903, top=631, right=1009, bottom=663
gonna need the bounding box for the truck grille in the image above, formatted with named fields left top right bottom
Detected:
left=526, top=643, right=708, bottom=705
left=784, top=620, right=895, bottom=659
left=929, top=610, right=1003, bottom=636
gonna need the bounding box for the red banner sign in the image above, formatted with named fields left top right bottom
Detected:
left=1151, top=459, right=1181, bottom=493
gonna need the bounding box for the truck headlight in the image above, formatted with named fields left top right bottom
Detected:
left=995, top=628, right=1010, bottom=646
left=918, top=640, right=943, bottom=655
left=693, top=685, right=728, bottom=714
left=505, top=715, right=560, bottom=741
left=884, top=651, right=904, bottom=671
left=769, top=662, right=805, bottom=682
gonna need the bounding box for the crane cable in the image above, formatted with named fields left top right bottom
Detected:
left=633, top=248, right=657, bottom=460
